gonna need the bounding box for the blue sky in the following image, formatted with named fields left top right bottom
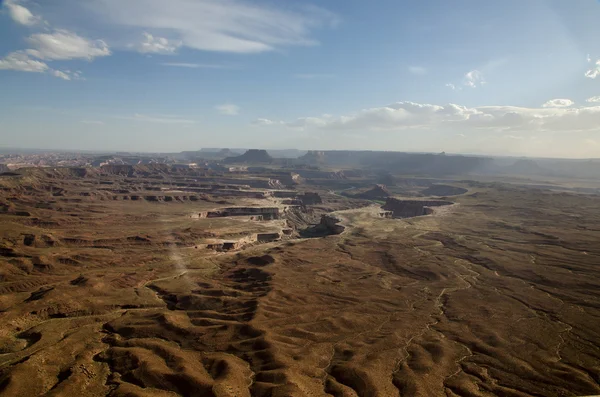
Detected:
left=1, top=0, right=600, bottom=157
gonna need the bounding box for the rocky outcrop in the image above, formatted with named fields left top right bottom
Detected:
left=300, top=215, right=345, bottom=237
left=0, top=164, right=10, bottom=173
left=320, top=215, right=345, bottom=234
left=382, top=198, right=453, bottom=219
left=298, top=192, right=322, bottom=205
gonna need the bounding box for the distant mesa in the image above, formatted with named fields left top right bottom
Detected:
left=224, top=149, right=273, bottom=164
left=298, top=150, right=326, bottom=164
left=421, top=185, right=467, bottom=197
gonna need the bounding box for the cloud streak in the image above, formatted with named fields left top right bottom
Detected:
left=542, top=99, right=574, bottom=108
left=88, top=0, right=339, bottom=54
left=408, top=66, right=427, bottom=75
left=216, top=104, right=240, bottom=116
left=25, top=30, right=111, bottom=60
left=136, top=32, right=181, bottom=54
left=119, top=114, right=196, bottom=124
left=0, top=51, right=49, bottom=73
left=255, top=100, right=600, bottom=134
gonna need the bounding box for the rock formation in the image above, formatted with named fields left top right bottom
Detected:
left=300, top=215, right=345, bottom=237
left=297, top=150, right=326, bottom=165
left=298, top=192, right=323, bottom=205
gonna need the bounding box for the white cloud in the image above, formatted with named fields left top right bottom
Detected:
left=0, top=51, right=49, bottom=73
left=255, top=100, right=600, bottom=134
left=445, top=83, right=458, bottom=91
left=3, top=0, right=40, bottom=26
left=0, top=52, right=85, bottom=81
left=252, top=118, right=278, bottom=125
left=120, top=114, right=196, bottom=124
left=25, top=30, right=110, bottom=60
left=137, top=32, right=181, bottom=54
left=51, top=70, right=71, bottom=80
left=408, top=66, right=427, bottom=75
left=87, top=0, right=339, bottom=54
left=463, top=70, right=485, bottom=88
left=216, top=104, right=240, bottom=116
left=586, top=59, right=600, bottom=79
left=542, top=99, right=574, bottom=108
left=586, top=96, right=600, bottom=103
left=51, top=69, right=84, bottom=81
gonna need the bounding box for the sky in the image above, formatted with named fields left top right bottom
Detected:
left=0, top=0, right=600, bottom=158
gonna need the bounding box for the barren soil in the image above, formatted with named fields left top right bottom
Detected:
left=1, top=168, right=599, bottom=396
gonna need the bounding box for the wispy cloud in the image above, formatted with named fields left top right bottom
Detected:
left=542, top=98, right=574, bottom=108
left=1, top=0, right=337, bottom=81
left=136, top=32, right=181, bottom=54
left=26, top=30, right=110, bottom=61
left=408, top=66, right=427, bottom=75
left=216, top=104, right=240, bottom=116
left=255, top=100, right=600, bottom=133
left=3, top=0, right=42, bottom=26
left=586, top=96, right=600, bottom=103
left=586, top=58, right=600, bottom=79
left=463, top=70, right=485, bottom=88
left=0, top=51, right=49, bottom=73
left=252, top=118, right=278, bottom=125
left=119, top=113, right=196, bottom=124
left=0, top=51, right=84, bottom=81
left=0, top=5, right=109, bottom=81
left=87, top=0, right=339, bottom=54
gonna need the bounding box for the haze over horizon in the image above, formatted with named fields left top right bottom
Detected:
left=1, top=0, right=600, bottom=158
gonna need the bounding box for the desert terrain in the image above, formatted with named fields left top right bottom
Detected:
left=0, top=152, right=599, bottom=397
